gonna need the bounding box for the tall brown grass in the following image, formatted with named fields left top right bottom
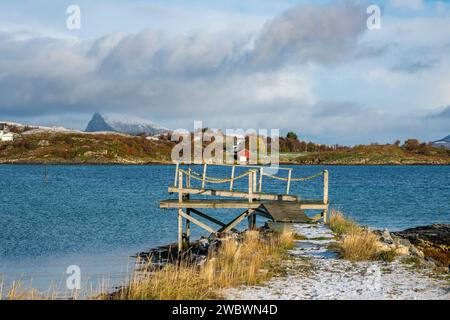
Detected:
left=329, top=210, right=362, bottom=236
left=113, top=229, right=294, bottom=300
left=329, top=210, right=395, bottom=262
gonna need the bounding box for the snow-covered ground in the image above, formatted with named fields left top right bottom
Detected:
left=226, top=223, right=450, bottom=300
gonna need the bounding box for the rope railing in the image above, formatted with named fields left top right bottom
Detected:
left=178, top=168, right=254, bottom=184
left=262, top=171, right=324, bottom=182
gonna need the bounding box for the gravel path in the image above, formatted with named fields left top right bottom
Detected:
left=226, top=224, right=450, bottom=300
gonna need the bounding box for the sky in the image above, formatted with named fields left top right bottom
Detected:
left=0, top=0, right=449, bottom=145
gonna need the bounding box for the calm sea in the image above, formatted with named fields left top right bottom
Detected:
left=0, top=164, right=449, bottom=295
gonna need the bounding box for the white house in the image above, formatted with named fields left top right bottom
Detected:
left=0, top=123, right=15, bottom=142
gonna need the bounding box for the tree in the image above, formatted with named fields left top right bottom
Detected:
left=286, top=132, right=298, bottom=140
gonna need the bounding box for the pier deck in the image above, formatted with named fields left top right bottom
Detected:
left=159, top=163, right=329, bottom=252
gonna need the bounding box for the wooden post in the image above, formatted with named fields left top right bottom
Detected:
left=186, top=208, right=191, bottom=243
left=323, top=170, right=329, bottom=224
left=253, top=170, right=257, bottom=193
left=230, top=165, right=235, bottom=191
left=174, top=162, right=179, bottom=187
left=248, top=171, right=253, bottom=203
left=258, top=167, right=263, bottom=193
left=187, top=168, right=191, bottom=188
left=202, top=163, right=207, bottom=189
left=248, top=214, right=256, bottom=230
left=178, top=171, right=183, bottom=252
left=286, top=169, right=292, bottom=194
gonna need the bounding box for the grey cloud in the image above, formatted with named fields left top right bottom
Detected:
left=391, top=58, right=438, bottom=74
left=428, top=106, right=450, bottom=119
left=248, top=2, right=367, bottom=68
left=4, top=1, right=445, bottom=144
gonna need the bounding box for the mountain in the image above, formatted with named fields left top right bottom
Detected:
left=85, top=113, right=170, bottom=136
left=432, top=135, right=450, bottom=149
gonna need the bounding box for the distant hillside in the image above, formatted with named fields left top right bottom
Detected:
left=0, top=130, right=174, bottom=164
left=85, top=113, right=170, bottom=136
left=283, top=144, right=450, bottom=165
left=1, top=127, right=449, bottom=165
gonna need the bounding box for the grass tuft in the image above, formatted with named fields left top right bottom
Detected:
left=112, top=229, right=294, bottom=300
left=329, top=210, right=397, bottom=262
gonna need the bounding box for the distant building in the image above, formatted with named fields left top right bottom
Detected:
left=0, top=123, right=14, bottom=142
left=237, top=149, right=251, bottom=164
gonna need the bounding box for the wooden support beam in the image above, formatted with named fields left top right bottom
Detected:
left=160, top=199, right=328, bottom=210
left=230, top=165, right=235, bottom=191
left=286, top=169, right=292, bottom=194
left=323, top=170, right=329, bottom=204
left=248, top=171, right=253, bottom=203
left=178, top=171, right=183, bottom=252
left=189, top=208, right=238, bottom=232
left=259, top=167, right=263, bottom=193
left=167, top=186, right=299, bottom=202
left=202, top=163, right=207, bottom=189
left=247, top=211, right=256, bottom=230
left=187, top=168, right=191, bottom=188
left=186, top=208, right=191, bottom=242
left=179, top=210, right=216, bottom=234
left=174, top=162, right=179, bottom=187
left=218, top=210, right=252, bottom=233
left=323, top=208, right=329, bottom=224
left=323, top=170, right=329, bottom=224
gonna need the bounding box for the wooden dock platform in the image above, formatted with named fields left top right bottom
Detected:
left=159, top=163, right=329, bottom=252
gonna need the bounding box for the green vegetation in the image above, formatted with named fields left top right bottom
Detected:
left=0, top=131, right=175, bottom=164
left=282, top=142, right=450, bottom=165
left=1, top=130, right=449, bottom=165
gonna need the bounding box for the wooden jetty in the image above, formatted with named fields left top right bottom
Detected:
left=159, top=163, right=329, bottom=252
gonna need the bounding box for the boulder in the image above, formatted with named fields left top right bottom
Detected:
left=409, top=246, right=424, bottom=258
left=380, top=229, right=394, bottom=244
left=393, top=224, right=450, bottom=247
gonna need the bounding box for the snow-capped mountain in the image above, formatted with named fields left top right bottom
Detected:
left=432, top=135, right=450, bottom=149
left=85, top=113, right=170, bottom=136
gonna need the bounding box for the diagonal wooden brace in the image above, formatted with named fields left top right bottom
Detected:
left=179, top=210, right=216, bottom=234
left=189, top=208, right=238, bottom=232
left=218, top=209, right=253, bottom=233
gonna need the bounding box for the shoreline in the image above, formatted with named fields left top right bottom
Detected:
left=108, top=221, right=449, bottom=300
left=0, top=161, right=449, bottom=166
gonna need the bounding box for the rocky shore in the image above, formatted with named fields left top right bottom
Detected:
left=226, top=223, right=449, bottom=300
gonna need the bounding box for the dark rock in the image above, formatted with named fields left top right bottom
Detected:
left=393, top=224, right=450, bottom=247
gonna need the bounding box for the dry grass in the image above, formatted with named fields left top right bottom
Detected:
left=338, top=231, right=380, bottom=262
left=112, top=229, right=294, bottom=300
left=329, top=210, right=396, bottom=262
left=329, top=210, right=362, bottom=236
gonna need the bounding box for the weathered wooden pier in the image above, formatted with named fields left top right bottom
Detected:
left=159, top=163, right=329, bottom=252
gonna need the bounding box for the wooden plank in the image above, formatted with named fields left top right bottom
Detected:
left=160, top=199, right=328, bottom=210
left=189, top=208, right=238, bottom=232
left=262, top=202, right=311, bottom=223
left=167, top=186, right=299, bottom=202
left=218, top=210, right=252, bottom=233
left=179, top=210, right=216, bottom=234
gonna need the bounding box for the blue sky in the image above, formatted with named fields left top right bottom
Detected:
left=0, top=0, right=449, bottom=144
